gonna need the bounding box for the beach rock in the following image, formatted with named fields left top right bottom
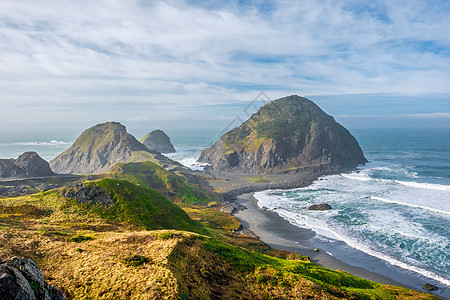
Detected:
left=421, top=283, right=438, bottom=291
left=199, top=95, right=367, bottom=173
left=140, top=130, right=176, bottom=153
left=0, top=152, right=54, bottom=178
left=0, top=257, right=66, bottom=300
left=308, top=203, right=332, bottom=211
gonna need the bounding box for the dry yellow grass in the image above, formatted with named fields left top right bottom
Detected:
left=0, top=226, right=192, bottom=299
left=43, top=230, right=187, bottom=299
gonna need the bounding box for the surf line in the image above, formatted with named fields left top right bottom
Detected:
left=370, top=196, right=450, bottom=216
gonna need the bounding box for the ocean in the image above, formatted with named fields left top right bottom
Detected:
left=1, top=128, right=449, bottom=293
left=254, top=128, right=450, bottom=292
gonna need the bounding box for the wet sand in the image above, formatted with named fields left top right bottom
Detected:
left=233, top=192, right=448, bottom=299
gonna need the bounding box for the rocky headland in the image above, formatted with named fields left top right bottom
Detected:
left=140, top=129, right=176, bottom=153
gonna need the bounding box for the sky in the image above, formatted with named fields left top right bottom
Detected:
left=1, top=0, right=450, bottom=136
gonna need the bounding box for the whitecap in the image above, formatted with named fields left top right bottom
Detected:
left=370, top=196, right=450, bottom=216
left=396, top=180, right=450, bottom=191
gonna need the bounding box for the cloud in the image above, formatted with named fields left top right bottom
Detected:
left=0, top=0, right=449, bottom=129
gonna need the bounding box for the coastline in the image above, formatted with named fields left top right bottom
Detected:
left=231, top=192, right=449, bottom=299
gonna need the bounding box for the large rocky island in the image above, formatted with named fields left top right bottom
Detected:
left=200, top=95, right=367, bottom=174
left=50, top=122, right=186, bottom=175
left=50, top=122, right=152, bottom=174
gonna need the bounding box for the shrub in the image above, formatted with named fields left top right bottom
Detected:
left=121, top=255, right=150, bottom=267
left=69, top=235, right=93, bottom=243
left=158, top=232, right=174, bottom=240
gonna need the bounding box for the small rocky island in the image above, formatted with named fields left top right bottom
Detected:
left=0, top=152, right=55, bottom=178
left=199, top=95, right=367, bottom=174
left=140, top=129, right=176, bottom=153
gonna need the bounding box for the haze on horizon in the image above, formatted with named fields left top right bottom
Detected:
left=1, top=0, right=450, bottom=134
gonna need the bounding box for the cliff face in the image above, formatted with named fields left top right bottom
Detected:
left=50, top=122, right=155, bottom=174
left=0, top=152, right=54, bottom=178
left=140, top=130, right=176, bottom=153
left=199, top=95, right=367, bottom=173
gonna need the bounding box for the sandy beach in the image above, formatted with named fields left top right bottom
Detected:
left=233, top=192, right=448, bottom=299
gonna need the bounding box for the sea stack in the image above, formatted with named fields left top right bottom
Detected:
left=0, top=152, right=54, bottom=178
left=50, top=122, right=155, bottom=174
left=140, top=130, right=176, bottom=153
left=199, top=95, right=367, bottom=173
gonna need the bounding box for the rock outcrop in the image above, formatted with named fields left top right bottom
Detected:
left=0, top=257, right=66, bottom=299
left=0, top=152, right=54, bottom=178
left=422, top=283, right=438, bottom=291
left=63, top=182, right=114, bottom=207
left=140, top=130, right=176, bottom=153
left=308, top=203, right=332, bottom=211
left=50, top=122, right=160, bottom=174
left=199, top=95, right=367, bottom=173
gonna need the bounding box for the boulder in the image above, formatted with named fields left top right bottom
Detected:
left=0, top=257, right=66, bottom=300
left=308, top=203, right=332, bottom=211
left=421, top=283, right=438, bottom=291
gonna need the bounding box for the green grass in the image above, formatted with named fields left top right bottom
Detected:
left=158, top=232, right=175, bottom=240
left=169, top=236, right=438, bottom=299
left=243, top=176, right=271, bottom=183
left=110, top=161, right=216, bottom=204
left=69, top=234, right=94, bottom=243
left=121, top=255, right=151, bottom=267
left=79, top=179, right=201, bottom=232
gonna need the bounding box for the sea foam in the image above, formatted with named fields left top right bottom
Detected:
left=371, top=196, right=450, bottom=216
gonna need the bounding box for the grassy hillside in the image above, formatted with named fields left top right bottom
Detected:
left=109, top=161, right=216, bottom=204
left=64, top=178, right=200, bottom=232
left=0, top=180, right=437, bottom=299
left=170, top=236, right=436, bottom=300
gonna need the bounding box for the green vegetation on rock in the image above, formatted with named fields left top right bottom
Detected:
left=109, top=161, right=216, bottom=204
left=169, top=236, right=437, bottom=299
left=200, top=95, right=368, bottom=173
left=66, top=178, right=200, bottom=232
